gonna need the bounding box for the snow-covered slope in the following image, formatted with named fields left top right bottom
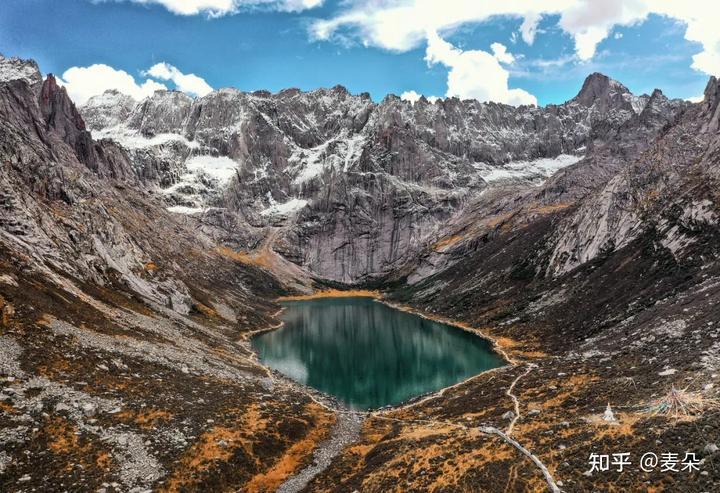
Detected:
left=0, top=56, right=42, bottom=85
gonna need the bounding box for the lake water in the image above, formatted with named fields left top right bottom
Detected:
left=251, top=297, right=505, bottom=410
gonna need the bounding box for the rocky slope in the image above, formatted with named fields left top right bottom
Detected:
left=0, top=55, right=337, bottom=493
left=1, top=52, right=720, bottom=492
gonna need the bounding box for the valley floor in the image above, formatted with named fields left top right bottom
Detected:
left=2, top=267, right=719, bottom=492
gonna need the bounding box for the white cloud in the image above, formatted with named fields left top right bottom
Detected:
left=57, top=64, right=167, bottom=105
left=400, top=90, right=422, bottom=103
left=57, top=62, right=213, bottom=106
left=425, top=32, right=536, bottom=106
left=491, top=42, right=515, bottom=64
left=145, top=63, right=213, bottom=97
left=311, top=0, right=720, bottom=76
left=114, top=0, right=322, bottom=16
left=557, top=0, right=648, bottom=61
left=519, top=11, right=541, bottom=44
left=310, top=2, right=558, bottom=52
left=400, top=90, right=439, bottom=103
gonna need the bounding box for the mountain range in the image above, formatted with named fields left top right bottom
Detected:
left=1, top=53, right=719, bottom=492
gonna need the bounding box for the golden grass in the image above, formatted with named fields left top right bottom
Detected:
left=161, top=404, right=267, bottom=493
left=591, top=412, right=642, bottom=439
left=526, top=203, right=573, bottom=215
left=357, top=431, right=516, bottom=493
left=96, top=451, right=112, bottom=470
left=278, top=289, right=380, bottom=301
left=0, top=401, right=17, bottom=414
left=46, top=418, right=81, bottom=454
left=117, top=408, right=173, bottom=430
left=432, top=235, right=463, bottom=252
left=245, top=403, right=335, bottom=493
left=214, top=246, right=274, bottom=270
left=193, top=302, right=218, bottom=319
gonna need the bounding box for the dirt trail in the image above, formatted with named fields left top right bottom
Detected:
left=506, top=363, right=536, bottom=436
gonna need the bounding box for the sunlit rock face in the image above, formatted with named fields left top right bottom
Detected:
left=80, top=71, right=686, bottom=282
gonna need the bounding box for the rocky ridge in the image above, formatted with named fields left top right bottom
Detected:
left=81, top=71, right=685, bottom=282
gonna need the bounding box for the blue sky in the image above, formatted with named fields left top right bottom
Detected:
left=0, top=0, right=714, bottom=106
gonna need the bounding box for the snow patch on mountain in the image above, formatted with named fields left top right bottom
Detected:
left=82, top=90, right=137, bottom=129
left=91, top=127, right=200, bottom=150
left=476, top=154, right=582, bottom=185
left=290, top=132, right=366, bottom=184
left=167, top=205, right=204, bottom=215
left=160, top=155, right=239, bottom=213
left=185, top=155, right=238, bottom=185
left=261, top=198, right=308, bottom=217
left=0, top=56, right=42, bottom=85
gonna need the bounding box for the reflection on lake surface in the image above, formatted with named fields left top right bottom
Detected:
left=252, top=297, right=505, bottom=409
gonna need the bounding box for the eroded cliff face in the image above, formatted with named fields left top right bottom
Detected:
left=79, top=71, right=686, bottom=282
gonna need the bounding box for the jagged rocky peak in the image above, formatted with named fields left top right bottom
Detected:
left=701, top=76, right=720, bottom=132
left=574, top=72, right=627, bottom=104
left=638, top=88, right=668, bottom=116
left=39, top=73, right=87, bottom=136
left=703, top=75, right=719, bottom=105
left=70, top=66, right=691, bottom=282
left=0, top=54, right=42, bottom=86
left=572, top=72, right=646, bottom=114
left=127, top=89, right=193, bottom=135
left=83, top=89, right=137, bottom=131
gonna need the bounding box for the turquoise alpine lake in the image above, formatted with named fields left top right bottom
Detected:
left=251, top=297, right=506, bottom=410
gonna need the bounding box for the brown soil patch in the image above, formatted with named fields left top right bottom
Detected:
left=526, top=203, right=573, bottom=215
left=0, top=295, right=14, bottom=327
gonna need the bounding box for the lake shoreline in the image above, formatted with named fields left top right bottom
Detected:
left=251, top=293, right=515, bottom=414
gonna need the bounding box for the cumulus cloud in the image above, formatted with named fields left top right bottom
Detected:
left=400, top=90, right=439, bottom=103
left=57, top=62, right=213, bottom=105
left=57, top=64, right=167, bottom=105
left=111, top=0, right=322, bottom=16
left=145, top=63, right=213, bottom=96
left=310, top=0, right=720, bottom=76
left=425, top=32, right=536, bottom=106
left=400, top=90, right=422, bottom=103
left=491, top=42, right=515, bottom=64
left=557, top=0, right=648, bottom=60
